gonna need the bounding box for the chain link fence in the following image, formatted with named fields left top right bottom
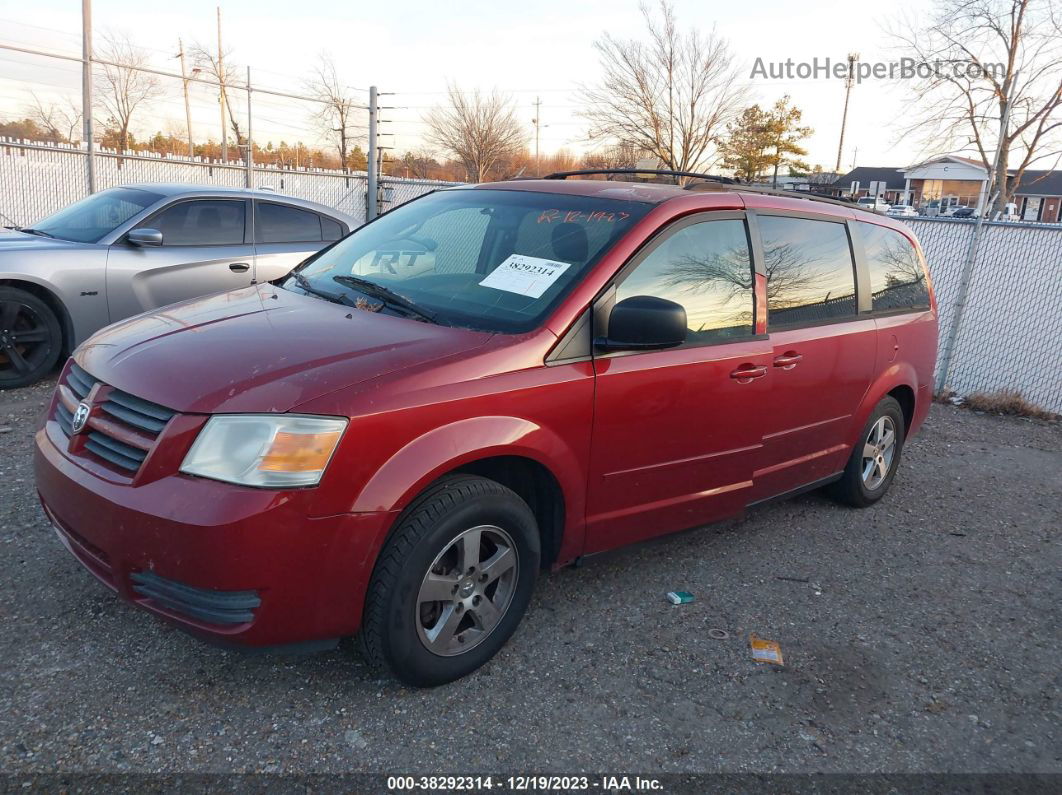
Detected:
left=907, top=217, right=1062, bottom=413
left=0, top=138, right=455, bottom=227
left=1, top=147, right=1058, bottom=413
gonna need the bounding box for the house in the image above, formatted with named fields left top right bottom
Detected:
left=823, top=156, right=1061, bottom=222
left=821, top=166, right=909, bottom=204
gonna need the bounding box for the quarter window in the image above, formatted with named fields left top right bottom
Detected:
left=859, top=222, right=930, bottom=312
left=616, top=219, right=755, bottom=343
left=321, top=216, right=344, bottom=241
left=256, top=202, right=323, bottom=243
left=759, top=215, right=857, bottom=328
left=150, top=200, right=245, bottom=246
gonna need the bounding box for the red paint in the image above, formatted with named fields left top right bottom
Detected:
left=34, top=180, right=938, bottom=648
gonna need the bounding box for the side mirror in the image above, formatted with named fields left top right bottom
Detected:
left=595, top=295, right=687, bottom=352
left=127, top=228, right=163, bottom=247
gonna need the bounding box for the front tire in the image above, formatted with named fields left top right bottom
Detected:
left=359, top=475, right=540, bottom=686
left=827, top=396, right=906, bottom=508
left=0, top=287, right=63, bottom=389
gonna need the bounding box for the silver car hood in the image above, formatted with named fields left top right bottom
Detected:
left=0, top=230, right=85, bottom=252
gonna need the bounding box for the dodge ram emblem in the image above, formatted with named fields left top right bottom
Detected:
left=71, top=402, right=91, bottom=434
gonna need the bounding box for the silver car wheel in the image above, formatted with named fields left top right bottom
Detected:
left=415, top=525, right=519, bottom=657
left=861, top=416, right=897, bottom=491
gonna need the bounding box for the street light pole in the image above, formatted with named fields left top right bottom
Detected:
left=177, top=38, right=194, bottom=157
left=81, top=0, right=95, bottom=192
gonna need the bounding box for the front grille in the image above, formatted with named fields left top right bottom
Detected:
left=130, top=571, right=261, bottom=625
left=56, top=362, right=177, bottom=474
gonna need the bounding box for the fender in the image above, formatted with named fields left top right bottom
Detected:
left=848, top=361, right=920, bottom=449
left=0, top=273, right=77, bottom=354
left=350, top=415, right=587, bottom=559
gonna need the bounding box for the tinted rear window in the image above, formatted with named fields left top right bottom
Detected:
left=859, top=222, right=930, bottom=312
left=257, top=202, right=323, bottom=243
left=759, top=215, right=857, bottom=328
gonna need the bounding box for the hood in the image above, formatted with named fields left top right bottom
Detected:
left=77, top=284, right=494, bottom=414
left=0, top=230, right=85, bottom=253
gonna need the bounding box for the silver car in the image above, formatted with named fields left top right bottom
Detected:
left=0, top=185, right=356, bottom=387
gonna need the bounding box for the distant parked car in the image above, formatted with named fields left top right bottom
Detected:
left=948, top=207, right=976, bottom=218
left=856, top=196, right=890, bottom=212
left=886, top=204, right=918, bottom=218
left=0, top=185, right=355, bottom=387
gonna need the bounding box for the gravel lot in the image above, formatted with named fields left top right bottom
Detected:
left=0, top=377, right=1059, bottom=776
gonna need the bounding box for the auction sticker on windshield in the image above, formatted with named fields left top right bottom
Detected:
left=479, top=254, right=571, bottom=299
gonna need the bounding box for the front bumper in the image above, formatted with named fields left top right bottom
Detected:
left=35, top=423, right=396, bottom=647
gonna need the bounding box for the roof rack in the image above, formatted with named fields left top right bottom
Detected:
left=684, top=180, right=861, bottom=210
left=543, top=168, right=862, bottom=211
left=543, top=168, right=736, bottom=184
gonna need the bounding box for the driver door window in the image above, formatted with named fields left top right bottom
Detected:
left=616, top=218, right=755, bottom=344
left=148, top=200, right=246, bottom=246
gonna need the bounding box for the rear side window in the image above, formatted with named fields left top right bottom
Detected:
left=616, top=219, right=755, bottom=343
left=858, top=222, right=930, bottom=312
left=759, top=215, right=857, bottom=328
left=151, top=200, right=245, bottom=246
left=321, top=216, right=344, bottom=241
left=256, top=202, right=322, bottom=243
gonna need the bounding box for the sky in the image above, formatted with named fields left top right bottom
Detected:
left=0, top=0, right=937, bottom=171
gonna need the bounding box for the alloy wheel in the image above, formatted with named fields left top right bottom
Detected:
left=415, top=524, right=519, bottom=657
left=861, top=415, right=897, bottom=490
left=0, top=299, right=53, bottom=379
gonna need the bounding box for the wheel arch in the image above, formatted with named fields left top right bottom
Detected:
left=0, top=277, right=75, bottom=357
left=852, top=363, right=920, bottom=447
left=351, top=416, right=585, bottom=571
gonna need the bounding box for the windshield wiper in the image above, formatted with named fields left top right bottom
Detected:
left=21, top=228, right=56, bottom=239
left=332, top=275, right=438, bottom=324
left=290, top=272, right=358, bottom=307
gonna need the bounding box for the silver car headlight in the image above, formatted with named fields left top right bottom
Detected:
left=180, top=414, right=347, bottom=488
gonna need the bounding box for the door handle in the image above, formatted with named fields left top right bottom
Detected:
left=729, top=364, right=767, bottom=382
left=773, top=351, right=802, bottom=369
left=228, top=262, right=251, bottom=272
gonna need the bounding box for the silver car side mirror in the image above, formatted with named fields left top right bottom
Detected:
left=127, top=228, right=163, bottom=247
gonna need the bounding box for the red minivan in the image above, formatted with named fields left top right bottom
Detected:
left=34, top=172, right=937, bottom=686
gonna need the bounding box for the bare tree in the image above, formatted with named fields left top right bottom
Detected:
left=423, top=84, right=527, bottom=182
left=892, top=0, right=1062, bottom=213
left=95, top=32, right=162, bottom=152
left=25, top=92, right=81, bottom=143
left=582, top=142, right=646, bottom=171
left=189, top=41, right=245, bottom=148
left=579, top=0, right=747, bottom=179
left=306, top=54, right=362, bottom=172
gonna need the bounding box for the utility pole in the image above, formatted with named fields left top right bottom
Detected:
left=245, top=65, right=253, bottom=188
left=366, top=85, right=378, bottom=220
left=81, top=0, right=95, bottom=192
left=217, top=6, right=227, bottom=162
left=835, top=52, right=858, bottom=173
left=177, top=38, right=194, bottom=157
left=532, top=96, right=542, bottom=175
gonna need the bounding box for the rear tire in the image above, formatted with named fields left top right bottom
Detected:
left=827, top=396, right=905, bottom=508
left=359, top=474, right=540, bottom=687
left=0, top=286, right=63, bottom=389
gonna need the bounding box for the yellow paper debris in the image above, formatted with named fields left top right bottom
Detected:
left=749, top=633, right=784, bottom=665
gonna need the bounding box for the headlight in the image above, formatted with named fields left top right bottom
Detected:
left=180, top=414, right=347, bottom=488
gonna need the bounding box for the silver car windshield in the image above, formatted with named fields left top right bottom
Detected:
left=29, top=187, right=163, bottom=243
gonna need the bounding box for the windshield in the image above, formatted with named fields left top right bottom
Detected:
left=30, top=187, right=163, bottom=243
left=284, top=188, right=652, bottom=332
